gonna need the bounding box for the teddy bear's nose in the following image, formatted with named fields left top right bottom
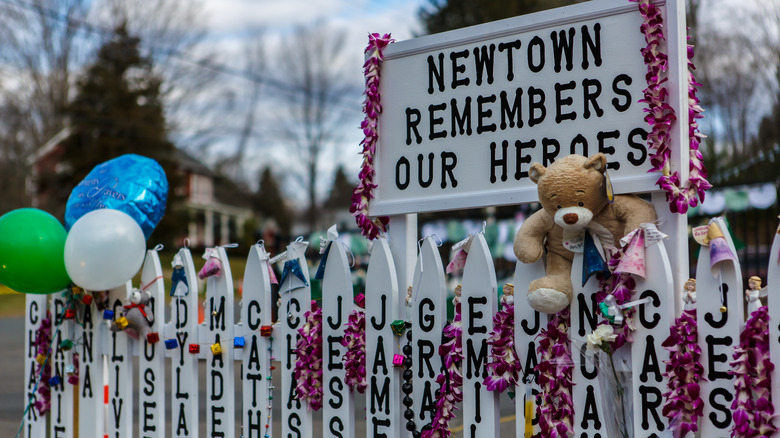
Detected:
left=563, top=213, right=579, bottom=224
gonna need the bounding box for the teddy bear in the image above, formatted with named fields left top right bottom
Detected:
left=111, top=288, right=155, bottom=340
left=514, top=153, right=657, bottom=314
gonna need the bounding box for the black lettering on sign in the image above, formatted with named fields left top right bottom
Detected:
left=581, top=23, right=602, bottom=69
left=514, top=139, right=535, bottom=180
left=176, top=403, right=190, bottom=436
left=419, top=298, right=435, bottom=332
left=450, top=49, right=470, bottom=89
left=211, top=369, right=224, bottom=400
left=112, top=397, right=123, bottom=426
left=528, top=87, right=546, bottom=127
left=555, top=81, right=577, bottom=123
left=247, top=373, right=262, bottom=408
left=704, top=283, right=729, bottom=328
left=396, top=157, right=410, bottom=190
left=498, top=39, right=521, bottom=81
left=597, top=130, right=620, bottom=170
left=176, top=299, right=188, bottom=329
left=327, top=296, right=343, bottom=329
left=176, top=332, right=188, bottom=366
left=570, top=134, right=588, bottom=156
left=639, top=386, right=664, bottom=430
left=114, top=365, right=121, bottom=397
left=406, top=108, right=422, bottom=145
left=542, top=137, right=559, bottom=166
left=477, top=95, right=497, bottom=134
left=527, top=36, right=545, bottom=73
left=28, top=329, right=36, bottom=358
left=29, top=301, right=39, bottom=324
left=54, top=426, right=65, bottom=437
left=551, top=28, right=575, bottom=72
left=706, top=335, right=733, bottom=381
left=581, top=385, right=602, bottom=429
left=144, top=368, right=155, bottom=396
left=288, top=412, right=302, bottom=438
left=370, top=295, right=387, bottom=330
left=451, top=97, right=472, bottom=137
left=248, top=301, right=261, bottom=330
left=210, top=296, right=225, bottom=331
left=83, top=331, right=94, bottom=363
left=288, top=371, right=300, bottom=409
left=328, top=335, right=343, bottom=371
left=246, top=410, right=261, bottom=438
left=420, top=380, right=435, bottom=420
left=428, top=104, right=447, bottom=141
left=627, top=128, right=648, bottom=166
left=473, top=381, right=483, bottom=422
left=212, top=333, right=224, bottom=367
left=500, top=89, right=522, bottom=130
left=441, top=151, right=458, bottom=189
left=473, top=44, right=495, bottom=86
left=287, top=334, right=293, bottom=370
left=521, top=311, right=540, bottom=335
left=144, top=336, right=155, bottom=361
left=111, top=332, right=124, bottom=362
left=370, top=376, right=390, bottom=415
left=466, top=339, right=488, bottom=379
left=577, top=293, right=599, bottom=336
left=427, top=53, right=445, bottom=94
left=612, top=74, right=632, bottom=112
left=329, top=377, right=344, bottom=409
left=372, top=417, right=390, bottom=438
left=83, top=305, right=93, bottom=327
left=418, top=153, right=434, bottom=188
left=143, top=401, right=156, bottom=432
left=523, top=341, right=539, bottom=382
left=373, top=336, right=387, bottom=374
left=490, top=141, right=508, bottom=184
left=176, top=367, right=189, bottom=399
left=82, top=366, right=92, bottom=398
left=580, top=343, right=598, bottom=380
left=582, top=78, right=603, bottom=119
left=709, top=387, right=733, bottom=429
left=330, top=417, right=345, bottom=438
left=640, top=336, right=662, bottom=383
left=211, top=405, right=225, bottom=437
left=248, top=336, right=261, bottom=370
left=417, top=339, right=435, bottom=378
left=467, top=296, right=487, bottom=335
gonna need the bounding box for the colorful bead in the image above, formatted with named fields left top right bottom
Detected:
left=59, top=339, right=74, bottom=351
left=81, top=295, right=93, bottom=305
left=391, top=319, right=406, bottom=336
left=102, top=310, right=115, bottom=320
left=48, top=376, right=62, bottom=387
left=260, top=325, right=273, bottom=337
left=211, top=343, right=222, bottom=355
left=65, top=364, right=76, bottom=376
left=146, top=332, right=160, bottom=344
left=189, top=344, right=200, bottom=354
left=354, top=293, right=365, bottom=308
left=35, top=354, right=46, bottom=365
left=114, top=316, right=129, bottom=329
left=165, top=339, right=178, bottom=350
left=392, top=353, right=404, bottom=367
left=234, top=336, right=245, bottom=348
left=64, top=309, right=76, bottom=320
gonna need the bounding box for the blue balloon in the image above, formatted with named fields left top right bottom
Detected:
left=65, top=154, right=168, bottom=240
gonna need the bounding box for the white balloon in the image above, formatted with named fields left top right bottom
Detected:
left=64, top=209, right=146, bottom=291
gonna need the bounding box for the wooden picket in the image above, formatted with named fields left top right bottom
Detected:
left=23, top=294, right=47, bottom=438
left=768, top=226, right=780, bottom=417
left=19, top=216, right=780, bottom=438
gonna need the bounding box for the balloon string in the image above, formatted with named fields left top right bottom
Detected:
left=141, top=275, right=164, bottom=291
left=16, top=302, right=69, bottom=438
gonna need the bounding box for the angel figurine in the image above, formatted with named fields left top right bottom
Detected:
left=682, top=278, right=696, bottom=311
left=453, top=284, right=462, bottom=306
left=746, top=276, right=768, bottom=314
left=501, top=283, right=515, bottom=307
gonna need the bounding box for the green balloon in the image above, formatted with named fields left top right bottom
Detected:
left=0, top=208, right=71, bottom=294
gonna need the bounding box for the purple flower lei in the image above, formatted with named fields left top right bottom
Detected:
left=730, top=306, right=777, bottom=437
left=294, top=304, right=324, bottom=411
left=661, top=309, right=704, bottom=436
left=534, top=309, right=573, bottom=438
left=633, top=0, right=710, bottom=214
left=68, top=352, right=80, bottom=386
left=595, top=250, right=637, bottom=350
left=350, top=33, right=394, bottom=239
left=341, top=308, right=367, bottom=394
left=484, top=299, right=522, bottom=393
left=33, top=311, right=53, bottom=416
left=422, top=304, right=463, bottom=438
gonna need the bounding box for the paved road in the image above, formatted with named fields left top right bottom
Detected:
left=0, top=316, right=519, bottom=437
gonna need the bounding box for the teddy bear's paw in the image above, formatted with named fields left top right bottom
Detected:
left=528, top=288, right=570, bottom=314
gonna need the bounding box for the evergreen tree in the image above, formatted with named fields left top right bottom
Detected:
left=324, top=165, right=354, bottom=211
left=254, top=167, right=292, bottom=236
left=43, top=24, right=183, bottom=245
left=419, top=0, right=584, bottom=34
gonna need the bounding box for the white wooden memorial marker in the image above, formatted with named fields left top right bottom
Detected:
left=138, top=249, right=166, bottom=438
left=23, top=294, right=47, bottom=438
left=107, top=282, right=133, bottom=438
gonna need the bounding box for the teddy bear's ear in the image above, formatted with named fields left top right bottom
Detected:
left=528, top=162, right=546, bottom=184
left=584, top=153, right=607, bottom=173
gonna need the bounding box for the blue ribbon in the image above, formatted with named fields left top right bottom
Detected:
left=582, top=231, right=610, bottom=286
left=279, top=259, right=309, bottom=290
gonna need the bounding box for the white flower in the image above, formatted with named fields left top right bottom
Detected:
left=586, top=324, right=617, bottom=351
